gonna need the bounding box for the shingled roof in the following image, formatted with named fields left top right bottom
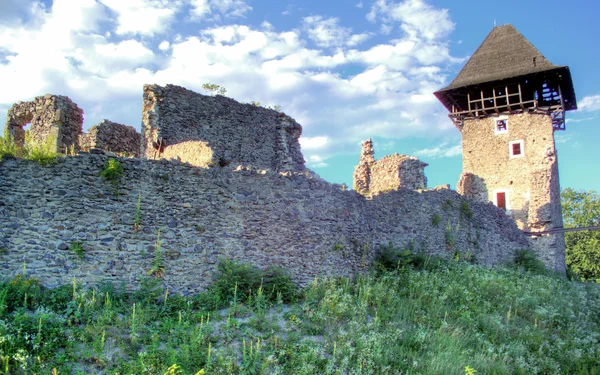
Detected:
left=437, top=24, right=565, bottom=92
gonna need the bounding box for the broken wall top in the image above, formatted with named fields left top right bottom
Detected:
left=141, top=84, right=305, bottom=172
left=5, top=94, right=83, bottom=150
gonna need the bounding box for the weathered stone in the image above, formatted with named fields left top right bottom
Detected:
left=353, top=139, right=428, bottom=195
left=4, top=95, right=83, bottom=152
left=141, top=84, right=305, bottom=171
left=79, top=120, right=141, bottom=156
left=459, top=113, right=565, bottom=273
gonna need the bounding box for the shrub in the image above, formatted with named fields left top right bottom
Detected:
left=374, top=242, right=443, bottom=272
left=0, top=134, right=58, bottom=165
left=513, top=249, right=548, bottom=275
left=71, top=241, right=84, bottom=259
left=0, top=135, right=17, bottom=159
left=100, top=158, right=124, bottom=181
left=210, top=259, right=297, bottom=307
left=26, top=137, right=59, bottom=165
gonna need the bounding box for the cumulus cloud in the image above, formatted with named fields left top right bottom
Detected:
left=578, top=95, right=600, bottom=112
left=300, top=136, right=329, bottom=150
left=367, top=0, right=454, bottom=41
left=303, top=16, right=371, bottom=48
left=189, top=0, right=252, bottom=20
left=413, top=141, right=462, bottom=158
left=99, top=0, right=181, bottom=35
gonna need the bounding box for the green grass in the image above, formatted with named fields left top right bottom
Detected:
left=0, top=135, right=59, bottom=165
left=0, top=258, right=599, bottom=375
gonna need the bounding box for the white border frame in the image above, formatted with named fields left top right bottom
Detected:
left=509, top=140, right=524, bottom=158
left=494, top=116, right=509, bottom=135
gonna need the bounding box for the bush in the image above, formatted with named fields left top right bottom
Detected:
left=374, top=242, right=444, bottom=272
left=210, top=258, right=298, bottom=308
left=100, top=158, right=124, bottom=181
left=513, top=249, right=548, bottom=275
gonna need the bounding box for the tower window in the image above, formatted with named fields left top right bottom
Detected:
left=493, top=190, right=510, bottom=212
left=495, top=117, right=508, bottom=134
left=509, top=140, right=524, bottom=158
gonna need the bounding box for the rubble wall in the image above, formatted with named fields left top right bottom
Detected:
left=353, top=139, right=428, bottom=195
left=4, top=94, right=83, bottom=151
left=79, top=120, right=141, bottom=156
left=0, top=154, right=530, bottom=294
left=141, top=84, right=305, bottom=171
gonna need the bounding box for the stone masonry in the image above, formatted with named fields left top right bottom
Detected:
left=141, top=84, right=305, bottom=172
left=79, top=120, right=141, bottom=156
left=0, top=153, right=529, bottom=294
left=353, top=138, right=428, bottom=195
left=0, top=86, right=538, bottom=294
left=4, top=94, right=83, bottom=151
left=457, top=113, right=565, bottom=272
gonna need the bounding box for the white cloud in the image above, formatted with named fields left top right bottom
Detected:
left=578, top=95, right=600, bottom=112
left=95, top=40, right=154, bottom=63
left=303, top=16, right=370, bottom=47
left=304, top=16, right=351, bottom=47
left=307, top=155, right=328, bottom=168
left=189, top=0, right=252, bottom=20
left=300, top=136, right=329, bottom=150
left=414, top=141, right=462, bottom=158
left=99, top=0, right=181, bottom=35
left=368, top=0, right=454, bottom=41
left=158, top=41, right=171, bottom=51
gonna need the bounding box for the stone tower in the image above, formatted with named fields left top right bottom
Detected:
left=434, top=24, right=578, bottom=273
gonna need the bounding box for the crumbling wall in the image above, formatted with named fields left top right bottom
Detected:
left=353, top=138, right=428, bottom=195
left=0, top=153, right=529, bottom=294
left=141, top=84, right=305, bottom=171
left=4, top=94, right=83, bottom=151
left=460, top=112, right=565, bottom=272
left=79, top=120, right=141, bottom=156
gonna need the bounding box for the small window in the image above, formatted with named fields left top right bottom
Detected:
left=496, top=192, right=506, bottom=211
left=493, top=190, right=510, bottom=212
left=495, top=117, right=508, bottom=134
left=509, top=140, right=524, bottom=158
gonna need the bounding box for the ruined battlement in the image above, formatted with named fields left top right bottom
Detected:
left=0, top=83, right=564, bottom=293
left=141, top=84, right=305, bottom=172
left=5, top=94, right=83, bottom=151
left=79, top=120, right=141, bottom=157
left=353, top=138, right=428, bottom=196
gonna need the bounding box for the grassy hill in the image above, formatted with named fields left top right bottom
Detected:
left=1, top=255, right=599, bottom=375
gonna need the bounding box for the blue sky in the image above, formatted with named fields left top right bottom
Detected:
left=1, top=0, right=599, bottom=192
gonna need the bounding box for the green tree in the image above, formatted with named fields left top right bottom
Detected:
left=561, top=188, right=600, bottom=282
left=202, top=83, right=227, bottom=96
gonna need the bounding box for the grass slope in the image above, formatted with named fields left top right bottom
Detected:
left=0, top=259, right=599, bottom=375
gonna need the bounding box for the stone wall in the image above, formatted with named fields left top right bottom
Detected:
left=79, top=120, right=141, bottom=156
left=0, top=153, right=529, bottom=294
left=4, top=94, right=83, bottom=151
left=141, top=84, right=305, bottom=171
left=353, top=139, right=428, bottom=195
left=459, top=112, right=565, bottom=272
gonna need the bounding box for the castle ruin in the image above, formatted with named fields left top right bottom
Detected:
left=141, top=84, right=305, bottom=172
left=79, top=120, right=141, bottom=157
left=5, top=94, right=83, bottom=152
left=353, top=138, right=428, bottom=195
left=435, top=24, right=577, bottom=273
left=0, top=84, right=537, bottom=293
